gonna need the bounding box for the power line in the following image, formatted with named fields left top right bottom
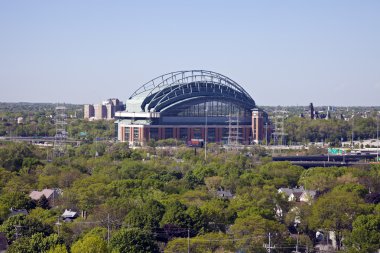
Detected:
left=65, top=220, right=314, bottom=252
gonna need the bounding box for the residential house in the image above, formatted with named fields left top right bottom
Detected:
left=9, top=207, right=28, bottom=217
left=29, top=188, right=61, bottom=207
left=62, top=209, right=78, bottom=222
left=288, top=191, right=303, bottom=202
left=216, top=190, right=234, bottom=199
left=300, top=190, right=317, bottom=202
left=278, top=186, right=316, bottom=203
left=276, top=187, right=317, bottom=226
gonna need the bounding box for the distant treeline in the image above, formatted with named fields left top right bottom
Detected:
left=285, top=116, right=379, bottom=145
left=0, top=102, right=114, bottom=140
left=0, top=103, right=379, bottom=145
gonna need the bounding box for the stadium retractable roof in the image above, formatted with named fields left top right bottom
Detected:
left=126, top=70, right=256, bottom=113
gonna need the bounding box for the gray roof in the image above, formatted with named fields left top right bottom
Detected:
left=278, top=187, right=316, bottom=201
left=29, top=188, right=59, bottom=200
left=9, top=208, right=28, bottom=217
left=278, top=188, right=294, bottom=196
left=62, top=209, right=77, bottom=219
left=216, top=190, right=234, bottom=198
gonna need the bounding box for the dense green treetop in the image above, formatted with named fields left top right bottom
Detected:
left=0, top=139, right=378, bottom=252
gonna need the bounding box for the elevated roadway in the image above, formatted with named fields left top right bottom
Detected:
left=0, top=136, right=81, bottom=145
left=272, top=154, right=379, bottom=168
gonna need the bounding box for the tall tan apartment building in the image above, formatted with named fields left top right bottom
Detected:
left=84, top=104, right=94, bottom=119
left=84, top=98, right=124, bottom=120
left=94, top=104, right=107, bottom=119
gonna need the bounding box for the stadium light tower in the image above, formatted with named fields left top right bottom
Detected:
left=351, top=112, right=355, bottom=148
left=205, top=104, right=208, bottom=161
left=377, top=112, right=379, bottom=162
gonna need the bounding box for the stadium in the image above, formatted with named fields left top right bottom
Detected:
left=115, top=70, right=268, bottom=146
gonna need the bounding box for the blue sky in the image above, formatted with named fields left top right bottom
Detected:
left=0, top=1, right=379, bottom=106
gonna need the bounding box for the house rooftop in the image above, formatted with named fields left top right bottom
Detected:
left=29, top=189, right=57, bottom=200
left=9, top=208, right=28, bottom=217
left=278, top=186, right=317, bottom=202
left=62, top=209, right=77, bottom=219
left=278, top=186, right=305, bottom=195
left=216, top=190, right=234, bottom=199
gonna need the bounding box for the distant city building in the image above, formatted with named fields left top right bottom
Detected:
left=307, top=103, right=332, bottom=120
left=84, top=98, right=124, bottom=120
left=310, top=103, right=315, bottom=119
left=103, top=98, right=124, bottom=119
left=106, top=103, right=114, bottom=119
left=94, top=104, right=107, bottom=119
left=84, top=104, right=94, bottom=119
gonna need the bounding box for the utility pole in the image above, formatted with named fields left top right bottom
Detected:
left=187, top=228, right=190, bottom=253
left=55, top=216, right=61, bottom=237
left=52, top=189, right=55, bottom=208
left=107, top=213, right=110, bottom=247
left=95, top=136, right=98, bottom=158
left=295, top=232, right=300, bottom=253
left=264, top=232, right=274, bottom=253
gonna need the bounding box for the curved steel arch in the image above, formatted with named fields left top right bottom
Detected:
left=128, top=70, right=256, bottom=112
